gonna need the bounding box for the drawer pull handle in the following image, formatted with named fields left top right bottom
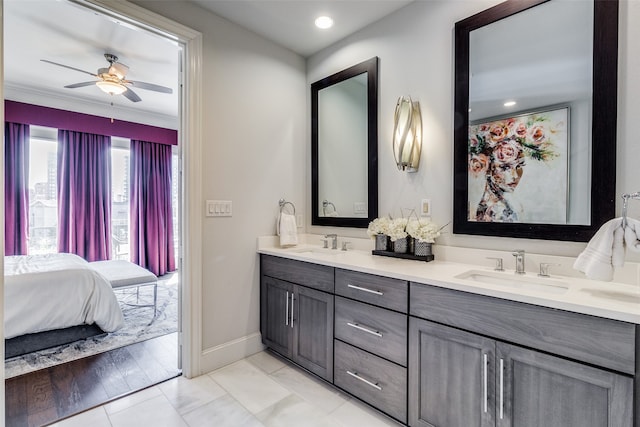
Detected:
left=290, top=293, right=295, bottom=329
left=347, top=284, right=384, bottom=296
left=346, top=370, right=382, bottom=391
left=483, top=353, right=488, bottom=413
left=347, top=322, right=383, bottom=337
left=499, top=358, right=504, bottom=420
left=285, top=291, right=289, bottom=326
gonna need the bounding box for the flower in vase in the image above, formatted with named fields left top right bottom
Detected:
left=367, top=217, right=391, bottom=238
left=387, top=217, right=409, bottom=241
left=406, top=219, right=441, bottom=243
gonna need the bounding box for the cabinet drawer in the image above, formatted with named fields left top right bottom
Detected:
left=335, top=296, right=407, bottom=366
left=410, top=282, right=637, bottom=375
left=335, top=269, right=407, bottom=312
left=261, top=255, right=333, bottom=293
left=334, top=340, right=407, bottom=424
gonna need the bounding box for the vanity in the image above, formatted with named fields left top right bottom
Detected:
left=259, top=243, right=639, bottom=427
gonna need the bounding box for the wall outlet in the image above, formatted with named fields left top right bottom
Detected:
left=296, top=214, right=303, bottom=228
left=421, top=199, right=431, bottom=217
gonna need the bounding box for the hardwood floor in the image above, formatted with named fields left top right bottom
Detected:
left=5, top=333, right=180, bottom=427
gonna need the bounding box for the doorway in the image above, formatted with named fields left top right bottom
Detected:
left=2, top=0, right=203, bottom=422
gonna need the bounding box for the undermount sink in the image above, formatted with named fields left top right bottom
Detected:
left=455, top=270, right=570, bottom=294
left=581, top=289, right=640, bottom=304
left=289, top=247, right=341, bottom=256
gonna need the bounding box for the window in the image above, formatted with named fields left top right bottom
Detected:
left=111, top=138, right=130, bottom=260
left=26, top=128, right=178, bottom=260
left=28, top=128, right=58, bottom=254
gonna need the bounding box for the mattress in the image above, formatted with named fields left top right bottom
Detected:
left=4, top=253, right=125, bottom=339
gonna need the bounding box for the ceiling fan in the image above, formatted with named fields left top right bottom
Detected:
left=41, top=53, right=173, bottom=103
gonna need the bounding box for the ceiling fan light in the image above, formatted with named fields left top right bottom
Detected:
left=96, top=80, right=127, bottom=95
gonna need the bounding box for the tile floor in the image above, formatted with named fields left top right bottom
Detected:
left=50, top=351, right=403, bottom=427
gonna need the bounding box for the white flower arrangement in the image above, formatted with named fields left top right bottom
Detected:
left=367, top=217, right=392, bottom=238
left=387, top=217, right=409, bottom=241
left=406, top=219, right=441, bottom=243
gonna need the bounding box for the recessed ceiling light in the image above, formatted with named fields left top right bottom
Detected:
left=504, top=101, right=516, bottom=107
left=315, top=16, right=334, bottom=29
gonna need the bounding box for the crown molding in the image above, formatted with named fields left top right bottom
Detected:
left=4, top=82, right=178, bottom=129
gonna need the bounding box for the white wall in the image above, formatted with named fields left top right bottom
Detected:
left=308, top=0, right=640, bottom=261
left=131, top=1, right=307, bottom=371
left=121, top=0, right=640, bottom=373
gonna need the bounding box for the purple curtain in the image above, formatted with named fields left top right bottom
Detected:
left=130, top=139, right=175, bottom=276
left=57, top=130, right=112, bottom=261
left=4, top=122, right=30, bottom=255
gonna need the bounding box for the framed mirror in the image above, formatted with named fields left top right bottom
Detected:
left=311, top=57, right=378, bottom=228
left=453, top=0, right=618, bottom=242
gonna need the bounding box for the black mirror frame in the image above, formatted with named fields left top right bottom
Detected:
left=311, top=57, right=379, bottom=228
left=453, top=0, right=618, bottom=242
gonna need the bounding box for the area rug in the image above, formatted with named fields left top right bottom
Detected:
left=4, top=273, right=179, bottom=379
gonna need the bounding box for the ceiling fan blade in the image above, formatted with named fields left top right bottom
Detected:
left=126, top=80, right=173, bottom=94
left=122, top=87, right=142, bottom=103
left=64, top=81, right=96, bottom=89
left=41, top=59, right=97, bottom=77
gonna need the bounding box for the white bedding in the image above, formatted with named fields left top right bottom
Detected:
left=4, top=253, right=124, bottom=339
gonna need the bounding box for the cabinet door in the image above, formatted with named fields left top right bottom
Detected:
left=292, top=285, right=334, bottom=381
left=260, top=276, right=293, bottom=358
left=409, top=317, right=495, bottom=427
left=497, top=342, right=633, bottom=427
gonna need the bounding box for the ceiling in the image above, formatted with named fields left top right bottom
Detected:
left=4, top=0, right=412, bottom=128
left=189, top=0, right=413, bottom=57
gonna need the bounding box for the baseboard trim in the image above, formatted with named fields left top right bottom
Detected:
left=199, top=332, right=265, bottom=375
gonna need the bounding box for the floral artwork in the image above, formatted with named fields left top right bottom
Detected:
left=468, top=107, right=569, bottom=224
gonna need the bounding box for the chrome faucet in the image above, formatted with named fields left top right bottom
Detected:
left=512, top=250, right=525, bottom=274
left=324, top=234, right=338, bottom=250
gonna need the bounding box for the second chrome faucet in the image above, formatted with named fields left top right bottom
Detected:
left=324, top=234, right=338, bottom=250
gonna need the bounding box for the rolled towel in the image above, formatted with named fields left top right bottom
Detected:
left=573, top=218, right=624, bottom=281
left=277, top=213, right=298, bottom=247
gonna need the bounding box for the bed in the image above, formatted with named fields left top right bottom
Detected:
left=4, top=253, right=125, bottom=358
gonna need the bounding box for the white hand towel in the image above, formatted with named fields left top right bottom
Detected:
left=573, top=218, right=624, bottom=281
left=277, top=213, right=298, bottom=247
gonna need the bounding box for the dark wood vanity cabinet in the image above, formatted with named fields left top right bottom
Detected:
left=408, top=318, right=496, bottom=427
left=260, top=255, right=334, bottom=381
left=261, top=254, right=637, bottom=427
left=409, top=283, right=635, bottom=427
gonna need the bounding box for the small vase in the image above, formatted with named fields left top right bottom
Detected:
left=393, top=236, right=409, bottom=253
left=414, top=240, right=433, bottom=257
left=375, top=234, right=390, bottom=251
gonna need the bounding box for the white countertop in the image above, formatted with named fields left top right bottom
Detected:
left=258, top=241, right=640, bottom=325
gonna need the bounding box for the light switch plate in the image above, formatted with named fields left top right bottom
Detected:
left=206, top=200, right=232, bottom=217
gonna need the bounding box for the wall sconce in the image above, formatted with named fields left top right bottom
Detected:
left=393, top=96, right=422, bottom=172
